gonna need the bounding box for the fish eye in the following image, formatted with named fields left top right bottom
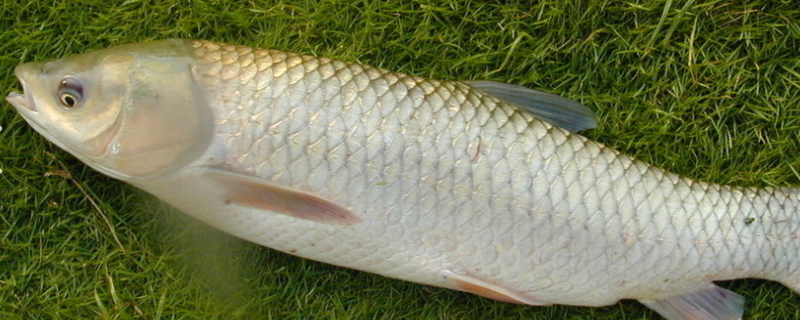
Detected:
left=57, top=77, right=83, bottom=109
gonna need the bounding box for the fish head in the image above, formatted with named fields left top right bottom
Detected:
left=7, top=39, right=214, bottom=181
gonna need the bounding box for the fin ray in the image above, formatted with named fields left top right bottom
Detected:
left=639, top=285, right=744, bottom=320
left=465, top=80, right=597, bottom=133
left=441, top=270, right=549, bottom=306
left=205, top=168, right=361, bottom=225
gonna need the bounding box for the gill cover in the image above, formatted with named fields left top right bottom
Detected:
left=108, top=42, right=214, bottom=179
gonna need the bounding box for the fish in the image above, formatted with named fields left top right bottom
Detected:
left=6, top=39, right=799, bottom=320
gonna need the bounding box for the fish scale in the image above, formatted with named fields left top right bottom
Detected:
left=191, top=38, right=792, bottom=302
left=7, top=39, right=800, bottom=319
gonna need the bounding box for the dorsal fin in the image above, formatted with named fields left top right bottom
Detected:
left=465, top=81, right=597, bottom=133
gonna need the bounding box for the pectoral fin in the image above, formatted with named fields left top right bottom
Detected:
left=205, top=168, right=361, bottom=225
left=441, top=270, right=549, bottom=306
left=639, top=285, right=744, bottom=320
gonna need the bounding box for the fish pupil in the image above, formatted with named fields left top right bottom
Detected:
left=62, top=95, right=75, bottom=106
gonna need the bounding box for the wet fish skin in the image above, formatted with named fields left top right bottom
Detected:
left=7, top=39, right=800, bottom=320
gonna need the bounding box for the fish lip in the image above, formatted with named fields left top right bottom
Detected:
left=6, top=65, right=58, bottom=149
left=6, top=67, right=36, bottom=112
left=5, top=91, right=32, bottom=111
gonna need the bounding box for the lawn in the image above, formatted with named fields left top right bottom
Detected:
left=1, top=1, right=799, bottom=319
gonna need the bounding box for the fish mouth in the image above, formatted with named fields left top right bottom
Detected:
left=5, top=65, right=60, bottom=148
left=6, top=67, right=36, bottom=112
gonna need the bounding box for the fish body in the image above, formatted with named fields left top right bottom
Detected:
left=7, top=39, right=800, bottom=320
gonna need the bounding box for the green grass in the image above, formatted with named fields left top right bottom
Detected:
left=1, top=1, right=799, bottom=319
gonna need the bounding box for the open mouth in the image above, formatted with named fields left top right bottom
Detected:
left=6, top=67, right=36, bottom=112
left=6, top=91, right=33, bottom=111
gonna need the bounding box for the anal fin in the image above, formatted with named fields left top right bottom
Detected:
left=441, top=270, right=549, bottom=306
left=205, top=168, right=361, bottom=225
left=639, top=285, right=744, bottom=320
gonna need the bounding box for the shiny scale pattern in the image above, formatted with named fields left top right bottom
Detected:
left=184, top=40, right=800, bottom=307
